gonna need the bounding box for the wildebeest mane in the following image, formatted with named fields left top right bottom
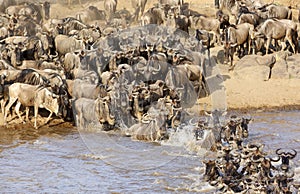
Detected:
left=16, top=69, right=50, bottom=86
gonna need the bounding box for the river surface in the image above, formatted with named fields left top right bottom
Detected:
left=0, top=111, right=299, bottom=193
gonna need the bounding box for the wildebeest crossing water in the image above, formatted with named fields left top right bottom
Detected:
left=0, top=111, right=299, bottom=193
left=0, top=0, right=299, bottom=192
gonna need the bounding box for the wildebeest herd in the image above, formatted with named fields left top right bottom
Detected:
left=194, top=112, right=299, bottom=193
left=0, top=0, right=298, bottom=191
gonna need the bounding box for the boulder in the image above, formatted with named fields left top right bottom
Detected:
left=286, top=54, right=300, bottom=79
left=271, top=53, right=289, bottom=79
left=234, top=54, right=276, bottom=70
left=234, top=65, right=270, bottom=81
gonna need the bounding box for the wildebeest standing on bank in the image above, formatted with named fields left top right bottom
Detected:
left=54, top=35, right=85, bottom=56
left=159, top=0, right=183, bottom=6
left=131, top=0, right=147, bottom=21
left=0, top=0, right=16, bottom=13
left=3, top=83, right=61, bottom=129
left=68, top=0, right=82, bottom=7
left=104, top=0, right=118, bottom=22
left=73, top=97, right=115, bottom=129
left=76, top=6, right=106, bottom=24
left=141, top=7, right=165, bottom=26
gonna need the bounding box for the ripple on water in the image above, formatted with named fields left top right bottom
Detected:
left=0, top=111, right=299, bottom=192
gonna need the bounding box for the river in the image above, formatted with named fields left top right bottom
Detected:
left=0, top=111, right=299, bottom=193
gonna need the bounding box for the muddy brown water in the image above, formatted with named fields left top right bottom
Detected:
left=0, top=111, right=299, bottom=193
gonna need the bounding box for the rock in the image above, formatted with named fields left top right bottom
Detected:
left=271, top=51, right=289, bottom=79
left=234, top=54, right=276, bottom=70
left=234, top=65, right=270, bottom=81
left=271, top=60, right=289, bottom=79
left=286, top=54, right=300, bottom=78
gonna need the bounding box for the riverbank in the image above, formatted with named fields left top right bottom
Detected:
left=198, top=76, right=300, bottom=112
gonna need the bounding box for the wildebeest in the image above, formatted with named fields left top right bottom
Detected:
left=127, top=101, right=169, bottom=141
left=159, top=0, right=184, bottom=6
left=251, top=19, right=296, bottom=54
left=141, top=7, right=165, bottom=25
left=166, top=13, right=191, bottom=34
left=0, top=0, right=16, bottom=13
left=73, top=97, right=115, bottom=129
left=203, top=160, right=222, bottom=181
left=54, top=35, right=85, bottom=56
left=68, top=0, right=82, bottom=7
left=3, top=83, right=61, bottom=129
left=266, top=4, right=292, bottom=20
left=223, top=23, right=254, bottom=66
left=18, top=2, right=51, bottom=23
left=76, top=6, right=106, bottom=24
left=190, top=15, right=220, bottom=45
left=70, top=79, right=108, bottom=99
left=63, top=52, right=82, bottom=79
left=275, top=148, right=297, bottom=170
left=104, top=0, right=118, bottom=22
left=131, top=0, right=147, bottom=21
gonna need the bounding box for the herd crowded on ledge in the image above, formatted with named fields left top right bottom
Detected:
left=0, top=0, right=298, bottom=193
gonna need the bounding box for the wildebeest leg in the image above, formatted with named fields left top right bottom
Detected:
left=286, top=31, right=296, bottom=54
left=34, top=105, right=39, bottom=129
left=15, top=102, right=25, bottom=124
left=25, top=107, right=30, bottom=122
left=45, top=111, right=53, bottom=125
left=77, top=109, right=83, bottom=129
left=247, top=38, right=251, bottom=55
left=4, top=97, right=17, bottom=125
left=0, top=99, right=4, bottom=114
left=280, top=40, right=286, bottom=52
left=134, top=7, right=141, bottom=21
left=266, top=37, right=271, bottom=54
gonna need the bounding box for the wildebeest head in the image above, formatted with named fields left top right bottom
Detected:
left=0, top=74, right=6, bottom=99
left=44, top=89, right=60, bottom=117
left=58, top=88, right=72, bottom=121
left=97, top=96, right=115, bottom=126
left=275, top=148, right=297, bottom=170
left=136, top=57, right=161, bottom=81
left=241, top=117, right=251, bottom=138
left=203, top=160, right=221, bottom=181
left=205, top=109, right=227, bottom=128
left=42, top=1, right=50, bottom=20
left=10, top=43, right=23, bottom=67
left=23, top=37, right=47, bottom=60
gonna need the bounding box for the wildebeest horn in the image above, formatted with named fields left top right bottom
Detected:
left=176, top=84, right=185, bottom=91
left=276, top=148, right=284, bottom=156
left=189, top=118, right=198, bottom=126
left=131, top=92, right=138, bottom=98
left=269, top=156, right=280, bottom=162
left=246, top=143, right=259, bottom=151
left=173, top=106, right=182, bottom=111
left=109, top=113, right=115, bottom=119
left=233, top=157, right=241, bottom=164
left=286, top=171, right=294, bottom=178
left=51, top=51, right=58, bottom=58
left=152, top=63, right=161, bottom=73
left=136, top=62, right=145, bottom=71
left=287, top=149, right=297, bottom=159
left=230, top=43, right=237, bottom=47
left=231, top=151, right=240, bottom=157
